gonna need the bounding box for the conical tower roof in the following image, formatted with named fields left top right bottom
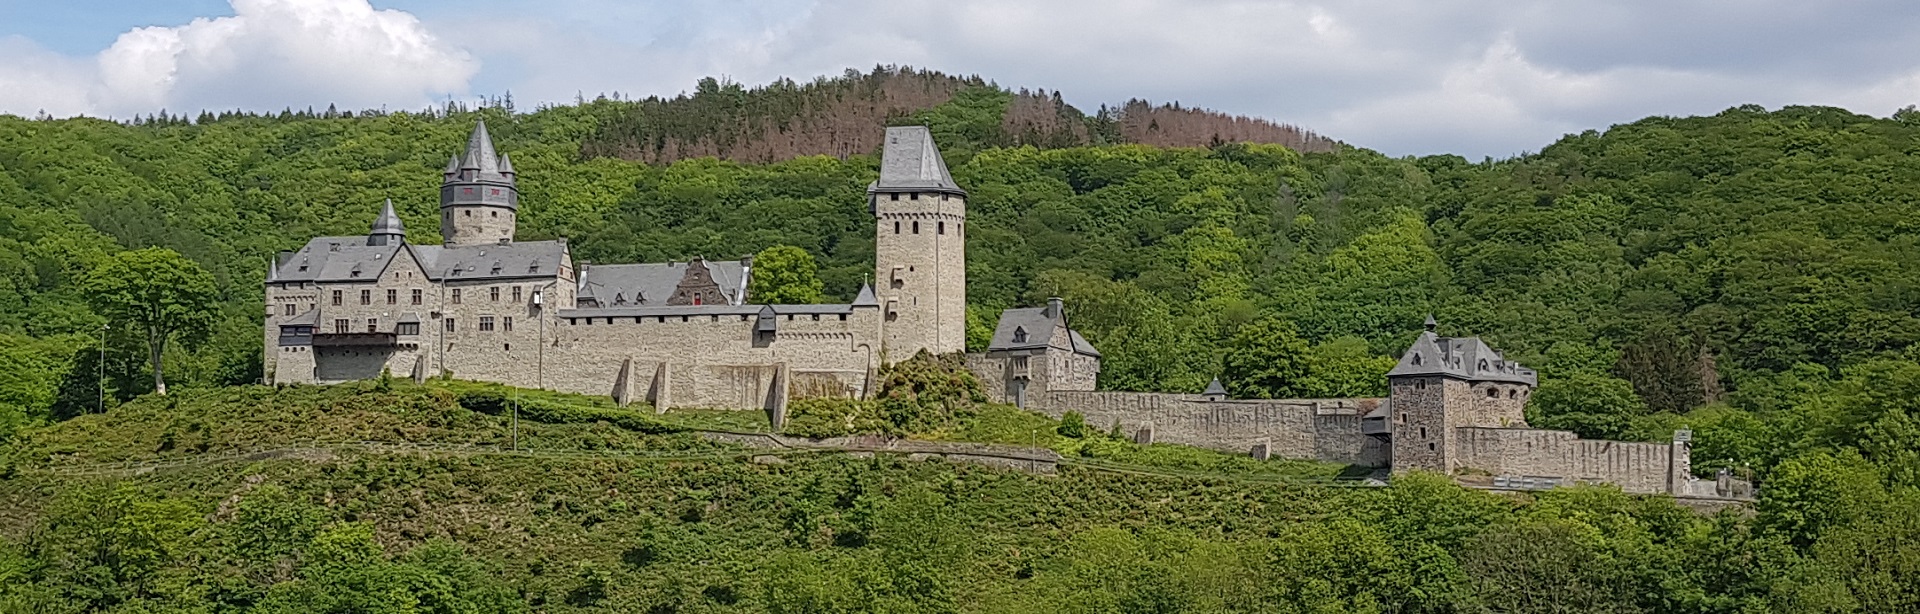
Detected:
left=443, top=154, right=460, bottom=175
left=369, top=198, right=406, bottom=245
left=1202, top=378, right=1228, bottom=398
left=498, top=153, right=515, bottom=175
left=852, top=282, right=878, bottom=307
left=458, top=120, right=501, bottom=174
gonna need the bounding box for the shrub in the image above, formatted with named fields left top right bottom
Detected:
left=1057, top=411, right=1088, bottom=438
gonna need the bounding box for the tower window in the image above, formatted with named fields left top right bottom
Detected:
left=913, top=221, right=920, bottom=234
left=1420, top=427, right=1427, bottom=438
left=464, top=210, right=471, bottom=217
left=490, top=211, right=497, bottom=218
left=890, top=193, right=899, bottom=201
left=938, top=221, right=945, bottom=234
left=1487, top=388, right=1498, bottom=398
left=910, top=192, right=919, bottom=200
left=890, top=279, right=903, bottom=290
left=894, top=221, right=901, bottom=234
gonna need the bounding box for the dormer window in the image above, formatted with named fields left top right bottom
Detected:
left=529, top=263, right=540, bottom=274
left=1012, top=327, right=1028, bottom=344
left=1478, top=359, right=1490, bottom=371
left=1411, top=353, right=1422, bottom=366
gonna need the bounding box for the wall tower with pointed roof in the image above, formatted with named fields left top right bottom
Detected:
left=440, top=121, right=520, bottom=246
left=870, top=126, right=967, bottom=358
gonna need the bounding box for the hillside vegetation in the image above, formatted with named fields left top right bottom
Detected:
left=2, top=382, right=1913, bottom=613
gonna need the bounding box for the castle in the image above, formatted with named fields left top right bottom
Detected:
left=265, top=123, right=1747, bottom=500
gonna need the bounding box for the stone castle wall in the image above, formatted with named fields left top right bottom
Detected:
left=1453, top=427, right=1680, bottom=494
left=540, top=307, right=882, bottom=410
left=1024, top=391, right=1388, bottom=466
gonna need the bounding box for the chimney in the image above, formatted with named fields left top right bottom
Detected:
left=1045, top=297, right=1064, bottom=319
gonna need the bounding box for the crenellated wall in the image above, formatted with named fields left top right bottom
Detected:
left=1024, top=391, right=1388, bottom=466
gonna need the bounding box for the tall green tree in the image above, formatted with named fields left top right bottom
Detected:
left=749, top=245, right=826, bottom=305
left=1221, top=318, right=1312, bottom=399
left=81, top=248, right=216, bottom=396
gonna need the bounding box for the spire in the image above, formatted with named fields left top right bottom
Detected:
left=443, top=154, right=460, bottom=176
left=459, top=120, right=501, bottom=174
left=1424, top=314, right=1438, bottom=332
left=1202, top=378, right=1228, bottom=399
left=498, top=153, right=515, bottom=175
left=266, top=255, right=279, bottom=282
left=368, top=198, right=406, bottom=246
left=853, top=282, right=878, bottom=307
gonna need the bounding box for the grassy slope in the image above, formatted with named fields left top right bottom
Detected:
left=0, top=383, right=1377, bottom=611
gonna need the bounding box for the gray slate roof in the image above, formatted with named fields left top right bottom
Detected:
left=272, top=236, right=567, bottom=283
left=557, top=302, right=862, bottom=319
left=370, top=199, right=405, bottom=237
left=987, top=306, right=1101, bottom=357
left=459, top=121, right=506, bottom=179
left=577, top=259, right=748, bottom=306
left=1202, top=378, right=1228, bottom=397
left=1387, top=331, right=1537, bottom=385
left=868, top=126, right=965, bottom=195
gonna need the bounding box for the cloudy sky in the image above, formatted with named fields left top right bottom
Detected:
left=2, top=0, right=1917, bottom=158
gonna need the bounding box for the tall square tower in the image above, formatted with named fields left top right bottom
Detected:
left=870, top=126, right=967, bottom=359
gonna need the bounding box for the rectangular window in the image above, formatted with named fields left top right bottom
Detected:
left=503, top=316, right=514, bottom=332
left=512, top=286, right=522, bottom=302
left=479, top=316, right=495, bottom=332
left=334, top=319, right=350, bottom=334
left=386, top=289, right=397, bottom=305
left=366, top=318, right=378, bottom=333
left=359, top=290, right=371, bottom=305
left=490, top=287, right=500, bottom=301
left=397, top=322, right=419, bottom=336
left=912, top=221, right=920, bottom=234
left=452, top=289, right=462, bottom=304
left=894, top=221, right=901, bottom=234
left=283, top=304, right=295, bottom=316
left=938, top=221, right=945, bottom=234
left=411, top=289, right=423, bottom=305
left=331, top=290, right=342, bottom=306
left=444, top=318, right=456, bottom=332
left=910, top=192, right=919, bottom=200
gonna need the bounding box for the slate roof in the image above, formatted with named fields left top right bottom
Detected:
left=868, top=126, right=965, bottom=195
left=557, top=303, right=861, bottom=319
left=1386, top=331, right=1537, bottom=385
left=459, top=121, right=505, bottom=178
left=370, top=199, right=405, bottom=238
left=987, top=305, right=1101, bottom=357
left=283, top=307, right=321, bottom=327
left=577, top=259, right=749, bottom=306
left=271, top=237, right=567, bottom=283
left=1202, top=378, right=1228, bottom=397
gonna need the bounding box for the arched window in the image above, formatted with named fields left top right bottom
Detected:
left=1411, top=353, right=1422, bottom=366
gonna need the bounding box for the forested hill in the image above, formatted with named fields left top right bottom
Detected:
left=6, top=98, right=1920, bottom=495
left=577, top=66, right=1341, bottom=164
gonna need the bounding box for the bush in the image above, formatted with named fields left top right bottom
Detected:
left=784, top=398, right=881, bottom=439
left=1057, top=412, right=1088, bottom=438
left=456, top=389, right=674, bottom=434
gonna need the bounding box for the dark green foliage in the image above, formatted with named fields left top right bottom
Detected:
left=749, top=244, right=825, bottom=304
left=1055, top=411, right=1087, bottom=439
left=1529, top=372, right=1647, bottom=440
left=784, top=352, right=988, bottom=438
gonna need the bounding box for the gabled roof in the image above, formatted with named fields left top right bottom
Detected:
left=1387, top=331, right=1537, bottom=385
left=577, top=259, right=748, bottom=307
left=272, top=237, right=565, bottom=283
left=868, top=126, right=965, bottom=195
left=987, top=305, right=1101, bottom=357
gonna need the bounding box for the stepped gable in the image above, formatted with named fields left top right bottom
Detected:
left=869, top=126, right=965, bottom=196
left=577, top=259, right=749, bottom=307
left=1387, top=331, right=1537, bottom=385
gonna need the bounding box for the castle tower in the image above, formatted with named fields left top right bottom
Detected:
left=368, top=198, right=405, bottom=246
left=440, top=121, right=519, bottom=245
left=1385, top=320, right=1538, bottom=474
left=870, top=126, right=966, bottom=359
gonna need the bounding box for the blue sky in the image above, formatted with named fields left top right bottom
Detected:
left=3, top=0, right=1918, bottom=158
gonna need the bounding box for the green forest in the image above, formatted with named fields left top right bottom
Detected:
left=3, top=70, right=1920, bottom=610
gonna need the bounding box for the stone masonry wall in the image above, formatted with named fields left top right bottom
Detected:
left=1453, top=427, right=1676, bottom=494
left=541, top=307, right=882, bottom=409
left=1027, top=391, right=1387, bottom=466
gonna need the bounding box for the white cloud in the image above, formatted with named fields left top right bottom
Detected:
left=0, top=0, right=476, bottom=119
left=8, top=0, right=1920, bottom=156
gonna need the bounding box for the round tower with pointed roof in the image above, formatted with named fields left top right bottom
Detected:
left=368, top=198, right=406, bottom=246
left=440, top=121, right=520, bottom=246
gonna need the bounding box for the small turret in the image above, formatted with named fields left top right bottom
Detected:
left=368, top=199, right=406, bottom=246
